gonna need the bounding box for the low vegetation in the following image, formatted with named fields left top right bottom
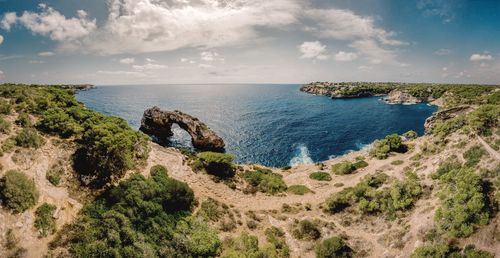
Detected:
left=292, top=219, right=321, bottom=240
left=411, top=244, right=493, bottom=258
left=241, top=168, right=287, bottom=194
left=14, top=128, right=44, bottom=148
left=0, top=170, right=39, bottom=213
left=315, top=236, right=353, bottom=258
left=287, top=185, right=312, bottom=195
left=221, top=230, right=290, bottom=258
left=197, top=151, right=235, bottom=177
left=34, top=203, right=57, bottom=237
left=331, top=161, right=356, bottom=175
left=309, top=171, right=332, bottom=181
left=325, top=172, right=422, bottom=219
left=463, top=145, right=487, bottom=167
left=370, top=134, right=406, bottom=159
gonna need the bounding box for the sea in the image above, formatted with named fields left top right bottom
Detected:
left=76, top=84, right=437, bottom=167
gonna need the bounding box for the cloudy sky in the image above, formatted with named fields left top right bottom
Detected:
left=0, top=0, right=499, bottom=85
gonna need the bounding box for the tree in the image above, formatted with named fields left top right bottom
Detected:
left=315, top=236, right=353, bottom=258
left=197, top=152, right=235, bottom=177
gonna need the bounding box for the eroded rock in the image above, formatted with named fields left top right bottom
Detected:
left=140, top=107, right=225, bottom=152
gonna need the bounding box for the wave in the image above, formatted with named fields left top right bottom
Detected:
left=289, top=144, right=314, bottom=167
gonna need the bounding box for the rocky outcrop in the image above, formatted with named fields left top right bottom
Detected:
left=383, top=90, right=423, bottom=104
left=140, top=107, right=225, bottom=152
left=424, top=105, right=472, bottom=133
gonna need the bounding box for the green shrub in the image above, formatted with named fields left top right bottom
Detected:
left=242, top=168, right=287, bottom=194
left=46, top=170, right=62, bottom=186
left=37, top=107, right=83, bottom=137
left=370, top=134, right=406, bottom=159
left=34, top=203, right=57, bottom=237
left=411, top=244, right=493, bottom=258
left=1, top=138, right=15, bottom=153
left=15, top=113, right=31, bottom=128
left=391, top=160, right=404, bottom=166
left=292, top=220, right=321, bottom=240
left=403, top=130, right=418, bottom=140
left=150, top=164, right=168, bottom=176
left=197, top=151, right=235, bottom=177
left=0, top=170, right=39, bottom=212
left=0, top=99, right=12, bottom=115
left=0, top=116, right=11, bottom=134
left=265, top=226, right=290, bottom=258
left=51, top=169, right=209, bottom=257
left=467, top=104, right=500, bottom=136
left=331, top=161, right=356, bottom=175
left=463, top=145, right=487, bottom=167
left=309, top=172, right=332, bottom=181
left=287, top=185, right=312, bottom=195
left=431, top=115, right=466, bottom=139
left=353, top=160, right=369, bottom=169
left=221, top=232, right=263, bottom=258
left=315, top=236, right=353, bottom=258
left=14, top=128, right=44, bottom=148
left=73, top=118, right=150, bottom=186
left=434, top=167, right=489, bottom=238
left=198, top=198, right=226, bottom=222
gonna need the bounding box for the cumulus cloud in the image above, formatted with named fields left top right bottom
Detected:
left=417, top=0, right=459, bottom=23
left=132, top=63, right=168, bottom=71
left=38, top=51, right=55, bottom=57
left=81, top=0, right=301, bottom=55
left=349, top=39, right=396, bottom=64
left=119, top=58, right=135, bottom=64
left=2, top=4, right=96, bottom=41
left=200, top=51, right=224, bottom=62
left=0, top=35, right=3, bottom=45
left=299, top=41, right=329, bottom=60
left=470, top=53, right=493, bottom=62
left=334, top=51, right=358, bottom=62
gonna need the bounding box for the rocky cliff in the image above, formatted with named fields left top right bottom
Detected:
left=140, top=107, right=225, bottom=152
left=424, top=105, right=472, bottom=133
left=382, top=89, right=423, bottom=104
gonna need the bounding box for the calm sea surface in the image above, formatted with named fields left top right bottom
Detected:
left=76, top=84, right=437, bottom=167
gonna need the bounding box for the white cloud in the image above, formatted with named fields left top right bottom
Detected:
left=198, top=63, right=214, bottom=69
left=470, top=53, right=493, bottom=62
left=334, top=51, right=358, bottom=62
left=299, top=41, right=329, bottom=60
left=3, top=4, right=96, bottom=41
left=434, top=48, right=452, bottom=55
left=81, top=0, right=301, bottom=55
left=97, top=70, right=147, bottom=77
left=349, top=39, right=396, bottom=64
left=0, top=35, right=3, bottom=45
left=119, top=58, right=135, bottom=64
left=180, top=58, right=189, bottom=63
left=38, top=51, right=55, bottom=57
left=132, top=64, right=168, bottom=71
left=1, top=12, right=17, bottom=30
left=417, top=0, right=457, bottom=23
left=442, top=67, right=448, bottom=71
left=200, top=51, right=223, bottom=62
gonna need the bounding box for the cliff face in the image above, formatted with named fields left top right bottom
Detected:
left=424, top=105, right=472, bottom=133
left=140, top=106, right=225, bottom=152
left=383, top=90, right=423, bottom=104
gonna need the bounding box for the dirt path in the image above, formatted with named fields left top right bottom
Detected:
left=477, top=135, right=500, bottom=161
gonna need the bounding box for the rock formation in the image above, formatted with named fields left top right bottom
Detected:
left=424, top=105, right=472, bottom=133
left=140, top=107, right=225, bottom=152
left=383, top=89, right=423, bottom=104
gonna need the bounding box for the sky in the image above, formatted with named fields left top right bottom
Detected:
left=0, top=0, right=499, bottom=85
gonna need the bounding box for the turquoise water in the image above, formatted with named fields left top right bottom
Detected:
left=76, top=84, right=437, bottom=167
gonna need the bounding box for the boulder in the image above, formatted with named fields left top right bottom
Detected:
left=140, top=107, right=225, bottom=152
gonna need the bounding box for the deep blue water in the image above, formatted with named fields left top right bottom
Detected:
left=76, top=84, right=437, bottom=167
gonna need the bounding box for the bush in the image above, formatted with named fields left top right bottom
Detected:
left=34, top=203, right=57, bottom=237
left=315, top=236, right=353, bottom=258
left=37, top=107, right=83, bottom=137
left=265, top=226, right=290, bottom=258
left=51, top=169, right=208, bottom=257
left=353, top=160, right=369, bottom=169
left=287, top=185, right=312, bottom=195
left=403, top=130, right=418, bottom=140
left=0, top=170, right=39, bottom=212
left=292, top=220, right=321, bottom=240
left=46, top=170, right=62, bottom=186
left=241, top=168, right=287, bottom=194
left=0, top=116, right=11, bottom=134
left=370, top=134, right=406, bottom=159
left=309, top=172, right=332, bottom=181
left=468, top=104, right=500, bottom=136
left=14, top=128, right=44, bottom=148
left=331, top=161, right=356, bottom=175
left=221, top=232, right=262, bottom=258
left=411, top=244, right=493, bottom=258
left=463, top=145, right=487, bottom=167
left=434, top=167, right=489, bottom=238
left=15, top=112, right=31, bottom=128
left=391, top=160, right=404, bottom=166
left=73, top=118, right=150, bottom=186
left=197, top=151, right=235, bottom=177
left=0, top=99, right=12, bottom=115
left=150, top=164, right=168, bottom=176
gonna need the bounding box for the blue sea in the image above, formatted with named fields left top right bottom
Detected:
left=76, top=84, right=437, bottom=167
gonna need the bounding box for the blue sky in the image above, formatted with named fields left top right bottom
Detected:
left=0, top=0, right=499, bottom=85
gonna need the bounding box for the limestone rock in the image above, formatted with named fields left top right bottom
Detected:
left=140, top=107, right=225, bottom=152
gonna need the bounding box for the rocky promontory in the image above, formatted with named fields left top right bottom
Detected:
left=140, top=106, right=225, bottom=152
left=382, top=89, right=424, bottom=104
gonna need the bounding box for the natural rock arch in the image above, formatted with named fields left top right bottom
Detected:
left=140, top=107, right=225, bottom=152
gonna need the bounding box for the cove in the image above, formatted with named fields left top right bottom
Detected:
left=76, top=84, right=437, bottom=167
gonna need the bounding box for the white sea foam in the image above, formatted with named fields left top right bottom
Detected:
left=289, top=144, right=314, bottom=167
